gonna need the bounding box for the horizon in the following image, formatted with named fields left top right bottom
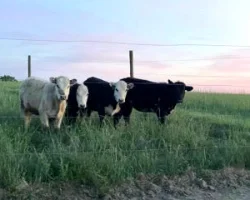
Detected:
left=0, top=0, right=250, bottom=94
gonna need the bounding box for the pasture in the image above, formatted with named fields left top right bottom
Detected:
left=0, top=81, right=250, bottom=194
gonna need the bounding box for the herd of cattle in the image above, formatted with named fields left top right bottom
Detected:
left=19, top=76, right=193, bottom=130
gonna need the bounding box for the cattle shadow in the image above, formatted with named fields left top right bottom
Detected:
left=29, top=129, right=72, bottom=152
left=28, top=115, right=119, bottom=152
left=0, top=116, right=75, bottom=152
left=208, top=122, right=250, bottom=141
left=179, top=108, right=250, bottom=138
left=182, top=99, right=250, bottom=119
left=208, top=123, right=231, bottom=140
left=186, top=114, right=250, bottom=142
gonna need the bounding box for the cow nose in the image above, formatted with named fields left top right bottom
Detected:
left=118, top=99, right=125, bottom=104
left=60, top=95, right=66, bottom=100
left=79, top=104, right=86, bottom=109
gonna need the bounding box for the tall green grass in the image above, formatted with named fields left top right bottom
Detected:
left=0, top=81, right=250, bottom=191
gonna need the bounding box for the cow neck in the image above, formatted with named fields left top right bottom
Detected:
left=68, top=84, right=78, bottom=107
left=51, top=84, right=66, bottom=114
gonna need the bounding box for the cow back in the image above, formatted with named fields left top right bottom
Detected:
left=84, top=77, right=116, bottom=107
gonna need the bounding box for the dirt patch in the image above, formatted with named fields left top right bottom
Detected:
left=3, top=182, right=99, bottom=200
left=2, top=168, right=250, bottom=200
left=106, top=167, right=250, bottom=200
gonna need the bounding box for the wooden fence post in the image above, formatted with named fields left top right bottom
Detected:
left=28, top=55, right=31, bottom=77
left=129, top=50, right=134, bottom=78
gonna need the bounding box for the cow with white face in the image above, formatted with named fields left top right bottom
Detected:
left=110, top=80, right=134, bottom=104
left=65, top=79, right=89, bottom=123
left=20, top=76, right=70, bottom=130
left=83, top=76, right=134, bottom=127
left=50, top=77, right=71, bottom=101
left=113, top=77, right=193, bottom=126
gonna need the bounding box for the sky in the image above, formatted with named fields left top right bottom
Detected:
left=0, top=0, right=250, bottom=93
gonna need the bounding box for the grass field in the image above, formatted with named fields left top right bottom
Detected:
left=0, top=81, right=250, bottom=193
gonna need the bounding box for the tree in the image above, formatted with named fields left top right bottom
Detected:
left=0, top=75, right=18, bottom=82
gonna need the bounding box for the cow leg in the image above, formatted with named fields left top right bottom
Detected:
left=54, top=115, right=63, bottom=130
left=70, top=115, right=77, bottom=124
left=124, top=115, right=131, bottom=125
left=98, top=109, right=105, bottom=127
left=87, top=109, right=92, bottom=117
left=68, top=112, right=77, bottom=124
left=122, top=106, right=133, bottom=126
left=156, top=109, right=166, bottom=124
left=79, top=109, right=85, bottom=118
left=54, top=101, right=67, bottom=130
left=39, top=112, right=50, bottom=129
left=49, top=118, right=53, bottom=123
left=82, top=108, right=91, bottom=123
left=21, top=101, right=31, bottom=130
left=159, top=115, right=166, bottom=124
left=24, top=111, right=32, bottom=130
left=82, top=108, right=92, bottom=119
left=113, top=112, right=122, bottom=128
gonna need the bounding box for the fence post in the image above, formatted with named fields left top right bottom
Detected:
left=129, top=50, right=134, bottom=78
left=28, top=55, right=31, bottom=77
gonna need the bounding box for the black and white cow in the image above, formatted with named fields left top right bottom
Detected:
left=113, top=77, right=193, bottom=126
left=64, top=79, right=89, bottom=124
left=83, top=76, right=134, bottom=126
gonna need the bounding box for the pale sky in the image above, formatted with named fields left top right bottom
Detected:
left=0, top=0, right=250, bottom=93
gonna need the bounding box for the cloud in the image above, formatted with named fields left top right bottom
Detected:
left=32, top=32, right=175, bottom=71
left=211, top=59, right=250, bottom=74
left=0, top=31, right=37, bottom=38
left=188, top=49, right=250, bottom=93
left=1, top=20, right=249, bottom=95
left=200, top=49, right=250, bottom=75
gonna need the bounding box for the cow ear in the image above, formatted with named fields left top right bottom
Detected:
left=70, top=79, right=77, bottom=85
left=50, top=77, right=56, bottom=83
left=185, top=86, right=193, bottom=91
left=109, top=82, right=116, bottom=89
left=127, top=83, right=134, bottom=90
left=168, top=79, right=174, bottom=84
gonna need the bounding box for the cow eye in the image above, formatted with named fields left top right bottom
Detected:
left=115, top=88, right=118, bottom=92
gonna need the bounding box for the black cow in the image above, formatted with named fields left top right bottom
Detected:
left=83, top=77, right=134, bottom=127
left=113, top=77, right=193, bottom=126
left=65, top=79, right=89, bottom=124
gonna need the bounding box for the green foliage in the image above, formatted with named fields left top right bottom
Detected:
left=0, top=81, right=250, bottom=190
left=0, top=75, right=17, bottom=82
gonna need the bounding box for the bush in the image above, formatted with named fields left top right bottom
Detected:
left=0, top=75, right=17, bottom=82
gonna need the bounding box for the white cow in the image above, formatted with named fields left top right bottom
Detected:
left=20, top=76, right=71, bottom=130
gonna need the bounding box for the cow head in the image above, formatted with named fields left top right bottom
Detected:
left=50, top=76, right=70, bottom=101
left=70, top=79, right=77, bottom=85
left=76, top=84, right=89, bottom=109
left=168, top=79, right=193, bottom=103
left=109, top=80, right=134, bottom=104
left=70, top=79, right=89, bottom=109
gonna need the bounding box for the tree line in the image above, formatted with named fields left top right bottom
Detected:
left=0, top=75, right=18, bottom=82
